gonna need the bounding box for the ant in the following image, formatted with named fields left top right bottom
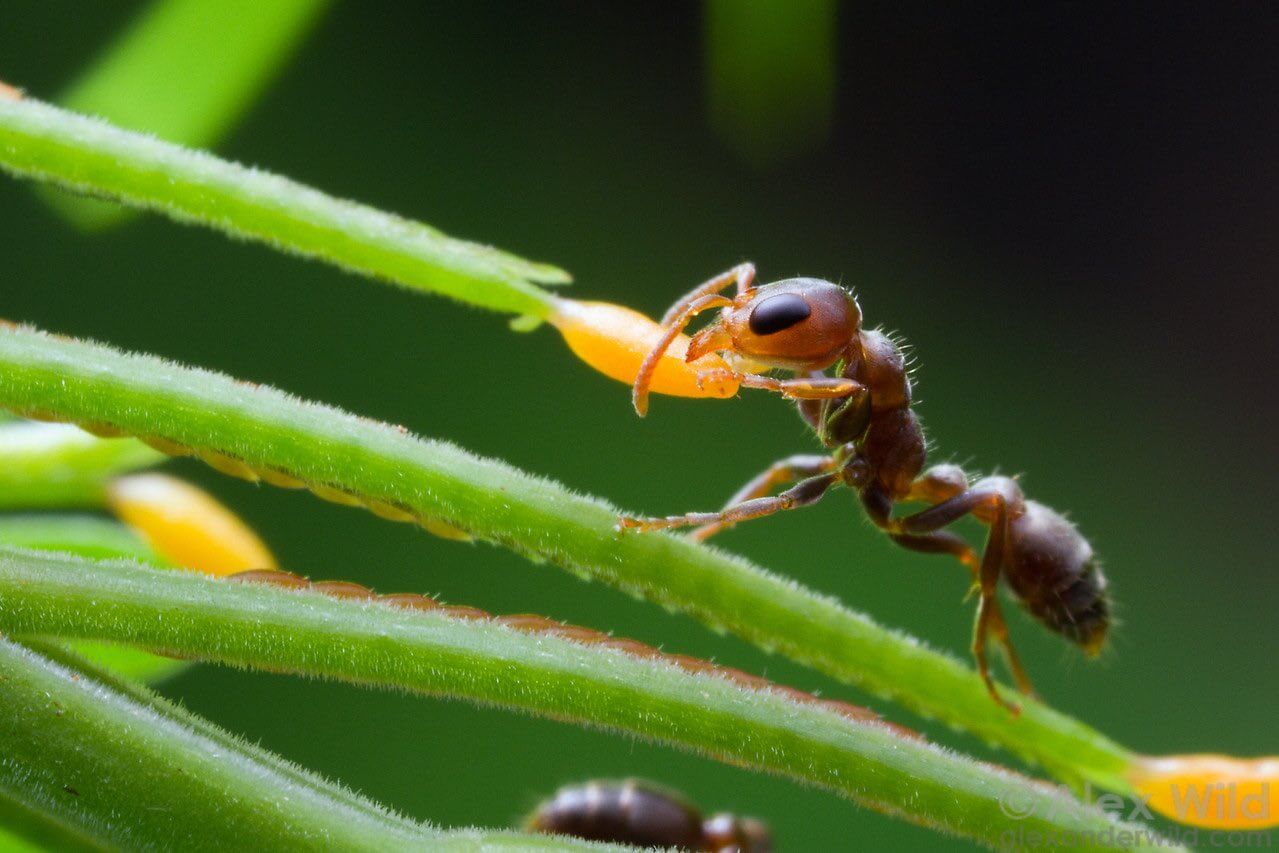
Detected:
left=618, top=263, right=1110, bottom=712
left=526, top=779, right=771, bottom=852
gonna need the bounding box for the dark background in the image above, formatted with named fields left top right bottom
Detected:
left=3, top=3, right=1276, bottom=849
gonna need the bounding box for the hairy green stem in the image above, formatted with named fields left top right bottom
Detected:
left=47, top=0, right=330, bottom=229
left=0, top=97, right=568, bottom=316
left=0, top=548, right=1169, bottom=850
left=0, top=514, right=187, bottom=683
left=0, top=324, right=1140, bottom=796
left=0, top=633, right=604, bottom=852
left=0, top=423, right=178, bottom=682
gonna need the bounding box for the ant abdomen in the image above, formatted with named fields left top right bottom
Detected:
left=526, top=780, right=772, bottom=852
left=1006, top=500, right=1110, bottom=656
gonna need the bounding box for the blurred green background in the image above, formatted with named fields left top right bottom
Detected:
left=3, top=3, right=1277, bottom=849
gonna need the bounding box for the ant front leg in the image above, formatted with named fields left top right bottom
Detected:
left=684, top=454, right=837, bottom=542
left=697, top=370, right=864, bottom=401
left=617, top=470, right=839, bottom=535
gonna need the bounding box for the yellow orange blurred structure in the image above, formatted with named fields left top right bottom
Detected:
left=1129, top=754, right=1278, bottom=830
left=107, top=473, right=276, bottom=576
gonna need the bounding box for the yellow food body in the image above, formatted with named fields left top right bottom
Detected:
left=108, top=473, right=277, bottom=576
left=1128, top=754, right=1278, bottom=830
left=548, top=299, right=738, bottom=399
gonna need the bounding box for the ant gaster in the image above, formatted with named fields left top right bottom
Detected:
left=620, top=263, right=1110, bottom=711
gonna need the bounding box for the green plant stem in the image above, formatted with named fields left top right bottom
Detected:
left=0, top=633, right=604, bottom=852
left=0, top=421, right=177, bottom=681
left=0, top=97, right=568, bottom=316
left=48, top=0, right=331, bottom=229
left=0, top=421, right=163, bottom=509
left=0, top=324, right=1141, bottom=796
left=0, top=791, right=98, bottom=853
left=0, top=514, right=187, bottom=683
left=0, top=548, right=1170, bottom=850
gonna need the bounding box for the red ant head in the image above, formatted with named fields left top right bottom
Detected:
left=686, top=278, right=861, bottom=371
left=703, top=813, right=773, bottom=853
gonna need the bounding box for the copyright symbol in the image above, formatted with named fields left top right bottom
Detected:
left=998, top=791, right=1037, bottom=820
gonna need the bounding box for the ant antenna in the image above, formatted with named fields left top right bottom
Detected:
left=632, top=293, right=731, bottom=416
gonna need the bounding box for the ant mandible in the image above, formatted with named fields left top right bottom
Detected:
left=618, top=263, right=1110, bottom=712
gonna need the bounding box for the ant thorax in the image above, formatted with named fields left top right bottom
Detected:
left=848, top=328, right=912, bottom=414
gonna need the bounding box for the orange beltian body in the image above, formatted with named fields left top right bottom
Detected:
left=1128, top=753, right=1278, bottom=830
left=547, top=298, right=739, bottom=399
left=107, top=473, right=276, bottom=576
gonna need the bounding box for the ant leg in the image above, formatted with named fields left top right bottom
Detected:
left=892, top=476, right=1023, bottom=537
left=906, top=464, right=970, bottom=505
left=986, top=595, right=1036, bottom=696
left=659, top=263, right=756, bottom=325
left=886, top=477, right=1032, bottom=709
left=895, top=478, right=1023, bottom=578
left=886, top=465, right=980, bottom=571
left=633, top=293, right=734, bottom=416
left=888, top=530, right=978, bottom=570
left=739, top=373, right=862, bottom=400
left=794, top=369, right=837, bottom=430
left=697, top=370, right=865, bottom=401
left=617, top=472, right=838, bottom=534
left=860, top=470, right=979, bottom=572
left=972, top=503, right=1020, bottom=713
left=687, top=454, right=836, bottom=542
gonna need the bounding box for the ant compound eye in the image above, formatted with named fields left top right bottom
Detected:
left=748, top=293, right=811, bottom=335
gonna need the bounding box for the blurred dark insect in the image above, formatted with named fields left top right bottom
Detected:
left=527, top=779, right=771, bottom=852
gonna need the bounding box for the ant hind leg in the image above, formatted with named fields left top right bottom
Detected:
left=883, top=475, right=1032, bottom=711
left=862, top=471, right=979, bottom=573
left=965, top=494, right=1022, bottom=712
left=888, top=530, right=978, bottom=572
left=986, top=595, right=1036, bottom=697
